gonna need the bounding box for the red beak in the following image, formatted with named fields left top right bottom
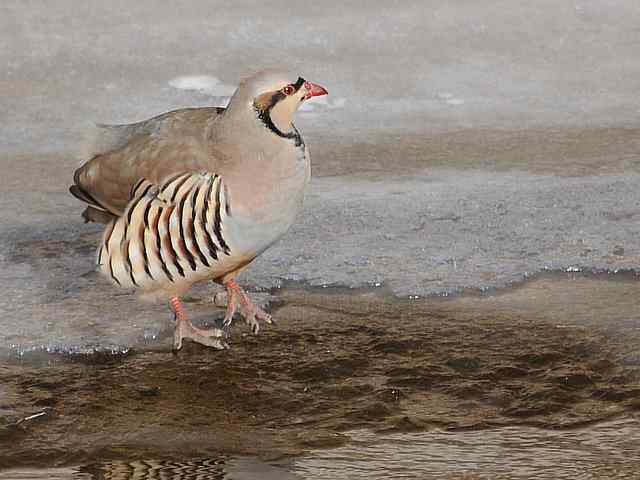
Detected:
left=304, top=81, right=328, bottom=100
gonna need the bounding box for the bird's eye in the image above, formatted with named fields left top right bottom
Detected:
left=282, top=85, right=294, bottom=96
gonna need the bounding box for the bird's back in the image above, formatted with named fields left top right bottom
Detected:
left=71, top=107, right=225, bottom=221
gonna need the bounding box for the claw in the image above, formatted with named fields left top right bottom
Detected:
left=222, top=279, right=273, bottom=335
left=259, top=310, right=274, bottom=325
left=222, top=301, right=236, bottom=329
left=221, top=285, right=238, bottom=329
left=245, top=313, right=260, bottom=335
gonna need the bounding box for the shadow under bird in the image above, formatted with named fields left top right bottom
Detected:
left=69, top=70, right=328, bottom=350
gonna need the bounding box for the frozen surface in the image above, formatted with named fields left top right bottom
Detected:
left=3, top=1, right=640, bottom=153
left=2, top=1, right=640, bottom=352
left=2, top=155, right=640, bottom=353
left=262, top=171, right=640, bottom=295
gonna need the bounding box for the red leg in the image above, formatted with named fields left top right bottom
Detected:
left=170, top=296, right=186, bottom=322
left=170, top=296, right=229, bottom=351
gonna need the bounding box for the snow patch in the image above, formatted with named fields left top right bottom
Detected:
left=168, top=75, right=236, bottom=97
left=300, top=96, right=347, bottom=113
left=436, top=92, right=465, bottom=106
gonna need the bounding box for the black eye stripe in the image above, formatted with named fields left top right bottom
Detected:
left=292, top=77, right=305, bottom=92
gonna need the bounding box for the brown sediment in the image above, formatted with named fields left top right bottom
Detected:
left=1, top=287, right=640, bottom=469
left=314, top=127, right=640, bottom=178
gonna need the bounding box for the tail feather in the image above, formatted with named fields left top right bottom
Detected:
left=81, top=206, right=115, bottom=224
left=70, top=174, right=116, bottom=224
left=69, top=182, right=108, bottom=209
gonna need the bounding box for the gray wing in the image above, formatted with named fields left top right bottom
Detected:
left=70, top=107, right=225, bottom=222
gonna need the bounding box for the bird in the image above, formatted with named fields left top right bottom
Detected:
left=69, top=69, right=328, bottom=350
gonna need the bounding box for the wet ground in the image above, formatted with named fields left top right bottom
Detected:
left=2, top=129, right=640, bottom=478
left=2, top=275, right=640, bottom=477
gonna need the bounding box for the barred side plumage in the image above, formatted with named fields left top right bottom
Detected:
left=98, top=172, right=231, bottom=292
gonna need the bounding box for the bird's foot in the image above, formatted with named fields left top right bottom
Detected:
left=241, top=303, right=273, bottom=335
left=222, top=279, right=274, bottom=335
left=174, top=320, right=229, bottom=351
left=170, top=296, right=229, bottom=351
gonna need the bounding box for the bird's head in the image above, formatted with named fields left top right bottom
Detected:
left=228, top=69, right=328, bottom=137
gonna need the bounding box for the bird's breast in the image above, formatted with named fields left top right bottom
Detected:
left=223, top=142, right=310, bottom=256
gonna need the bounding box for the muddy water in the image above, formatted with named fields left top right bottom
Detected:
left=296, top=420, right=640, bottom=479
left=2, top=420, right=639, bottom=479
left=0, top=457, right=297, bottom=480
left=2, top=275, right=640, bottom=478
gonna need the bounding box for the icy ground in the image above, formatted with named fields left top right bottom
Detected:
left=1, top=1, right=640, bottom=352
left=3, top=1, right=640, bottom=152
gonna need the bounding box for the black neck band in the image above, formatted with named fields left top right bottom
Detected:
left=255, top=106, right=304, bottom=147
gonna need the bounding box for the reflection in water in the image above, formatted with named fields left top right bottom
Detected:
left=79, top=459, right=226, bottom=479
left=0, top=460, right=224, bottom=480
left=0, top=458, right=297, bottom=480
left=294, top=420, right=640, bottom=479
left=0, top=467, right=92, bottom=480
left=3, top=421, right=639, bottom=479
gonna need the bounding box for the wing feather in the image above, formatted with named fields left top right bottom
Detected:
left=71, top=107, right=225, bottom=218
left=98, top=171, right=230, bottom=292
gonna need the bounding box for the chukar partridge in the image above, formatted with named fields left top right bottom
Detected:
left=69, top=70, right=328, bottom=350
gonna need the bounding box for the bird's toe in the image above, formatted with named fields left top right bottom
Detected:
left=201, top=336, right=230, bottom=350
left=244, top=313, right=260, bottom=335
left=260, top=311, right=274, bottom=325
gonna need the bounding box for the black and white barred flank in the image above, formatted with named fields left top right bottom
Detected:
left=98, top=171, right=231, bottom=290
